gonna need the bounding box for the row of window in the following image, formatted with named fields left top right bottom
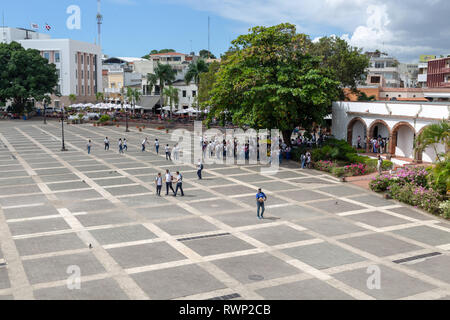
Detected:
left=76, top=69, right=96, bottom=80
left=182, top=90, right=196, bottom=97
left=76, top=85, right=96, bottom=96
left=43, top=51, right=60, bottom=63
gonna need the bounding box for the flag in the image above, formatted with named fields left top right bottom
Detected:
left=31, top=23, right=39, bottom=30
left=44, top=23, right=51, bottom=31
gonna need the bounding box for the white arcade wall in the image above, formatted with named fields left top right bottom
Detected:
left=395, top=126, right=415, bottom=158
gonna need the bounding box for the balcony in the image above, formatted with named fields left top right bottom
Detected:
left=440, top=82, right=450, bottom=87
left=441, top=67, right=450, bottom=74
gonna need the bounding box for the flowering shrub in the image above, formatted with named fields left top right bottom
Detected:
left=394, top=167, right=428, bottom=187
left=344, top=163, right=374, bottom=176
left=314, top=160, right=337, bottom=172
left=388, top=183, right=443, bottom=215
left=439, top=201, right=450, bottom=219
left=369, top=174, right=393, bottom=192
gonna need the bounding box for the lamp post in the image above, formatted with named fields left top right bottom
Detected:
left=61, top=105, right=67, bottom=151
left=43, top=100, right=47, bottom=125
left=123, top=101, right=129, bottom=132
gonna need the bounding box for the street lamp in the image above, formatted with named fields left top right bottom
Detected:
left=123, top=101, right=129, bottom=132
left=43, top=100, right=47, bottom=125
left=61, top=104, right=67, bottom=151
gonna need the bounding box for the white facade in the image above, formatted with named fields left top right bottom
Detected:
left=367, top=56, right=402, bottom=88
left=0, top=27, right=50, bottom=43
left=172, top=81, right=199, bottom=109
left=332, top=101, right=449, bottom=163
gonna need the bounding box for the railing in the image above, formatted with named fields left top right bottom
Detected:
left=439, top=82, right=450, bottom=87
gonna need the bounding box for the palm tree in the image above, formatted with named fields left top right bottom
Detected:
left=148, top=63, right=176, bottom=115
left=95, top=92, right=104, bottom=103
left=68, top=94, right=77, bottom=105
left=133, top=88, right=142, bottom=114
left=146, top=73, right=158, bottom=96
left=163, top=86, right=179, bottom=112
left=185, top=59, right=209, bottom=86
left=415, top=120, right=450, bottom=162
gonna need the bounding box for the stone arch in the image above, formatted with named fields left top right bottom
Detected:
left=367, top=120, right=391, bottom=153
left=347, top=117, right=367, bottom=148
left=390, top=121, right=416, bottom=158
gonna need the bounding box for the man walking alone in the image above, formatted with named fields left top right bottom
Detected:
left=155, top=172, right=162, bottom=196
left=256, top=188, right=267, bottom=219
left=104, top=137, right=110, bottom=151
left=174, top=171, right=184, bottom=197
left=197, top=159, right=203, bottom=180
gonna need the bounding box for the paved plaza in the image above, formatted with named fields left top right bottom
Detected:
left=0, top=120, right=449, bottom=300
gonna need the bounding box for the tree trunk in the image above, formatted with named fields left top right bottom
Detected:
left=282, top=129, right=292, bottom=147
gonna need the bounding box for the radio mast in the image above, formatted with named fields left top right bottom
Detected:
left=96, top=0, right=103, bottom=49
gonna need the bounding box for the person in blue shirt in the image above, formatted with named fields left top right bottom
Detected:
left=256, top=188, right=267, bottom=219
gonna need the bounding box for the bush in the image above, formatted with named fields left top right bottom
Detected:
left=388, top=183, right=443, bottom=215
left=439, top=201, right=450, bottom=219
left=99, top=115, right=110, bottom=123
left=364, top=158, right=378, bottom=169
left=331, top=167, right=346, bottom=177
left=382, top=160, right=393, bottom=171
left=369, top=174, right=392, bottom=192
left=314, top=160, right=337, bottom=172
left=428, top=161, right=450, bottom=196
left=344, top=163, right=369, bottom=176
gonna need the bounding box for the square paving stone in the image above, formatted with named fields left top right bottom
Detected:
left=66, top=199, right=116, bottom=213
left=0, top=295, right=13, bottom=300
left=35, top=168, right=72, bottom=176
left=340, top=233, right=423, bottom=257
left=135, top=205, right=193, bottom=220
left=391, top=226, right=450, bottom=246
left=308, top=200, right=366, bottom=214
left=388, top=207, right=434, bottom=221
left=39, top=174, right=80, bottom=183
left=0, top=268, right=10, bottom=290
left=210, top=168, right=246, bottom=176
left=187, top=177, right=230, bottom=187
left=212, top=253, right=300, bottom=284
left=56, top=189, right=102, bottom=201
left=346, top=211, right=411, bottom=228
left=84, top=171, right=123, bottom=179
left=124, top=168, right=158, bottom=176
left=94, top=177, right=135, bottom=187
left=282, top=242, right=366, bottom=270
left=261, top=170, right=303, bottom=180
left=403, top=254, right=450, bottom=284
left=233, top=174, right=277, bottom=183
left=90, top=225, right=157, bottom=245
left=155, top=217, right=219, bottom=236
left=214, top=211, right=273, bottom=228
left=318, top=185, right=366, bottom=197
left=348, top=194, right=396, bottom=207
left=107, top=242, right=187, bottom=269
left=182, top=234, right=255, bottom=257
left=234, top=194, right=287, bottom=207
left=8, top=218, right=71, bottom=236
left=34, top=278, right=129, bottom=300
left=105, top=185, right=150, bottom=196
left=22, top=252, right=106, bottom=285
left=188, top=199, right=243, bottom=214
left=0, top=170, right=29, bottom=178
left=0, top=177, right=34, bottom=187
left=119, top=194, right=170, bottom=207
left=243, top=225, right=314, bottom=246
left=284, top=177, right=335, bottom=185
left=255, top=181, right=297, bottom=192
left=77, top=211, right=135, bottom=227
left=77, top=165, right=110, bottom=172
left=3, top=205, right=59, bottom=220
left=281, top=190, right=331, bottom=202
left=256, top=278, right=354, bottom=300
left=333, top=265, right=436, bottom=300
left=295, top=217, right=366, bottom=237
left=211, top=185, right=257, bottom=196
left=131, top=264, right=226, bottom=300
left=0, top=185, right=41, bottom=196
left=48, top=181, right=89, bottom=191
left=14, top=233, right=86, bottom=256
left=270, top=204, right=325, bottom=220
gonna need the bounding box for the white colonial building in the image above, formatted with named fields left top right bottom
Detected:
left=332, top=101, right=449, bottom=163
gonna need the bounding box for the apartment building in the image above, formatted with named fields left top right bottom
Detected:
left=427, top=56, right=450, bottom=88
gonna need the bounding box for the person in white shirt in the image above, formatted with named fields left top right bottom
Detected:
left=155, top=172, right=163, bottom=196
left=118, top=139, right=123, bottom=154
left=104, top=137, right=109, bottom=151
left=174, top=171, right=184, bottom=197
left=197, top=159, right=204, bottom=180
left=155, top=139, right=160, bottom=154
left=142, top=138, right=148, bottom=152
left=164, top=170, right=175, bottom=195
left=123, top=138, right=128, bottom=152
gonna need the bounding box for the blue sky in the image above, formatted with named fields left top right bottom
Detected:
left=2, top=0, right=448, bottom=62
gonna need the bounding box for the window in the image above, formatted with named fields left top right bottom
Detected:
left=192, top=90, right=197, bottom=97
left=55, top=52, right=60, bottom=63
left=82, top=85, right=84, bottom=95
left=43, top=52, right=50, bottom=61
left=81, top=55, right=84, bottom=64
left=76, top=85, right=78, bottom=94
left=75, top=54, right=78, bottom=63
left=173, top=57, right=181, bottom=62
left=75, top=70, right=78, bottom=79
left=182, top=90, right=187, bottom=97
left=87, top=57, right=90, bottom=65
left=81, top=70, right=84, bottom=79
left=370, top=76, right=381, bottom=84
left=88, top=86, right=90, bottom=95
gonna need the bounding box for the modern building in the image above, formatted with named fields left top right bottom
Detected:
left=0, top=26, right=50, bottom=43
left=2, top=27, right=102, bottom=107
left=427, top=56, right=450, bottom=88
left=365, top=52, right=402, bottom=88
left=332, top=101, right=449, bottom=163
left=172, top=80, right=199, bottom=109
left=417, top=55, right=436, bottom=88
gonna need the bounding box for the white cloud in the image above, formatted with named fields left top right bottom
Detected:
left=172, top=0, right=450, bottom=62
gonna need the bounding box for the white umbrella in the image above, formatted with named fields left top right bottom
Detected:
left=134, top=105, right=143, bottom=110
left=162, top=106, right=172, bottom=111
left=85, top=103, right=94, bottom=107
left=175, top=109, right=188, bottom=114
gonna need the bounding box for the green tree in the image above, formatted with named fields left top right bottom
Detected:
left=185, top=59, right=209, bottom=86
left=148, top=63, right=176, bottom=112
left=0, top=42, right=58, bottom=114
left=126, top=87, right=142, bottom=113
left=68, top=94, right=77, bottom=105
left=357, top=92, right=376, bottom=101
left=309, top=36, right=369, bottom=92
left=207, top=23, right=340, bottom=144
left=163, top=86, right=179, bottom=112
left=198, top=61, right=220, bottom=109
left=146, top=73, right=158, bottom=96
left=95, top=92, right=104, bottom=103
left=415, top=120, right=450, bottom=162
left=199, top=49, right=216, bottom=59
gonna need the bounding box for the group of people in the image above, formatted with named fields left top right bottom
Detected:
left=154, top=170, right=185, bottom=197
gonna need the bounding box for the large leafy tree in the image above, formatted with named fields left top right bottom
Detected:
left=199, top=49, right=216, bottom=59
left=0, top=41, right=58, bottom=114
left=309, top=36, right=369, bottom=93
left=185, top=59, right=209, bottom=86
left=207, top=23, right=340, bottom=144
left=198, top=61, right=220, bottom=109
left=147, top=63, right=176, bottom=112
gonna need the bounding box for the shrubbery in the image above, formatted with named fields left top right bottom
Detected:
left=99, top=115, right=110, bottom=123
